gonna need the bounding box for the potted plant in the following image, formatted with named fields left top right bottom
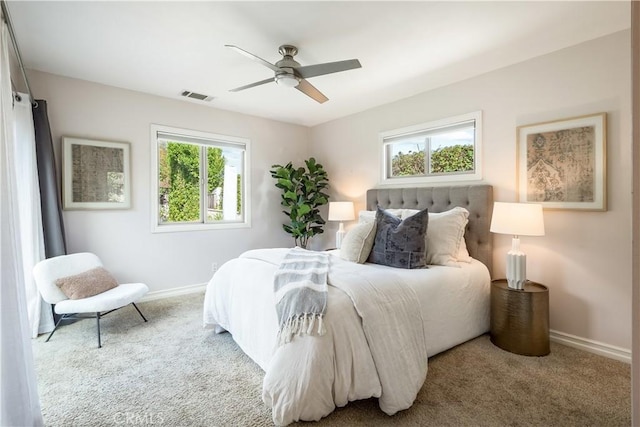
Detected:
left=270, top=158, right=329, bottom=249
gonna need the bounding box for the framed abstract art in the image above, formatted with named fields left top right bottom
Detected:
left=517, top=113, right=607, bottom=211
left=62, top=137, right=131, bottom=210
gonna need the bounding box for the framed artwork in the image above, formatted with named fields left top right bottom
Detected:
left=62, top=137, right=131, bottom=210
left=517, top=112, right=607, bottom=211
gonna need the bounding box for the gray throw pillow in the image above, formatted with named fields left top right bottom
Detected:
left=367, top=206, right=429, bottom=269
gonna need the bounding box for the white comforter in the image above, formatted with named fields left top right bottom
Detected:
left=203, top=248, right=490, bottom=426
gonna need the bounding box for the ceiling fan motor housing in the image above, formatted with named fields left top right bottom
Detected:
left=275, top=46, right=301, bottom=87
left=278, top=45, right=298, bottom=58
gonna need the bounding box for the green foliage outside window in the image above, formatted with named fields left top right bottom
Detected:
left=392, top=151, right=425, bottom=176
left=392, top=144, right=473, bottom=176
left=207, top=147, right=225, bottom=193
left=159, top=142, right=227, bottom=223
left=167, top=143, right=200, bottom=221
left=236, top=174, right=242, bottom=215
left=431, top=144, right=474, bottom=173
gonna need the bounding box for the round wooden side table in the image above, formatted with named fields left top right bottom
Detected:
left=490, top=279, right=550, bottom=356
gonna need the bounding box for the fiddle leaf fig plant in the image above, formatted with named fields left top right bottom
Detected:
left=270, top=158, right=329, bottom=249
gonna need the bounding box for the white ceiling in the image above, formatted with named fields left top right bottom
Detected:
left=6, top=1, right=631, bottom=127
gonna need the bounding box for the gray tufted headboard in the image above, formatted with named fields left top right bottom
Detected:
left=366, top=185, right=494, bottom=277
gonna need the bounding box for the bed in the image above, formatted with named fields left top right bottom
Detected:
left=203, top=185, right=493, bottom=426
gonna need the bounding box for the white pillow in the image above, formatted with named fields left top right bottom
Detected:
left=424, top=207, right=470, bottom=267
left=359, top=208, right=426, bottom=224
left=358, top=210, right=376, bottom=223
left=399, top=209, right=420, bottom=219
left=401, top=207, right=471, bottom=266
left=358, top=208, right=405, bottom=224
left=456, top=237, right=472, bottom=263
left=339, top=221, right=377, bottom=263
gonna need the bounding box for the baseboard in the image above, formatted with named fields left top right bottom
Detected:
left=138, top=283, right=207, bottom=303
left=550, top=329, right=631, bottom=364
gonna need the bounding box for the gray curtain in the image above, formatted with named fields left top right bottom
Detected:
left=32, top=99, right=66, bottom=258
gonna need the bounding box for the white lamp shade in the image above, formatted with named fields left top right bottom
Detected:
left=490, top=202, right=545, bottom=237
left=328, top=202, right=355, bottom=221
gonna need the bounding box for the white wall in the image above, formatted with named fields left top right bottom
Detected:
left=28, top=70, right=310, bottom=293
left=310, top=31, right=632, bottom=350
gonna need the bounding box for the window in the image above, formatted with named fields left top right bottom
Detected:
left=150, top=124, right=250, bottom=232
left=380, top=111, right=482, bottom=184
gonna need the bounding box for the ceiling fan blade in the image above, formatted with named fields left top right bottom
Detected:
left=229, top=77, right=274, bottom=92
left=295, top=59, right=361, bottom=79
left=296, top=79, right=328, bottom=104
left=225, top=45, right=281, bottom=72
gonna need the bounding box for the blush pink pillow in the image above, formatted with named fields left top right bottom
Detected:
left=55, top=267, right=118, bottom=299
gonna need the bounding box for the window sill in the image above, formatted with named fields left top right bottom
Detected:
left=151, top=221, right=251, bottom=233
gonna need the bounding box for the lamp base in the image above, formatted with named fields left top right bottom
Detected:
left=335, top=222, right=346, bottom=249
left=506, top=251, right=526, bottom=290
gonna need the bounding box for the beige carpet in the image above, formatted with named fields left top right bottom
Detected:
left=32, top=292, right=630, bottom=427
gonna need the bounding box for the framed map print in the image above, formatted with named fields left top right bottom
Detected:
left=517, top=113, right=607, bottom=211
left=62, top=137, right=131, bottom=210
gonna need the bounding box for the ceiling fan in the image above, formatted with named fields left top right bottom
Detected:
left=225, top=44, right=362, bottom=104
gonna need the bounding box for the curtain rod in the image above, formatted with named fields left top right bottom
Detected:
left=1, top=1, right=36, bottom=107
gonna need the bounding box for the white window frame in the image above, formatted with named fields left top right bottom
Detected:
left=379, top=111, right=482, bottom=186
left=150, top=124, right=251, bottom=233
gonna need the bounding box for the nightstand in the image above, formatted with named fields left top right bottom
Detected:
left=490, top=279, right=550, bottom=356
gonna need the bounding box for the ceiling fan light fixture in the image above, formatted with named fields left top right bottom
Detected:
left=275, top=73, right=299, bottom=88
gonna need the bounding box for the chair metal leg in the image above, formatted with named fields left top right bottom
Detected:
left=45, top=314, right=65, bottom=343
left=96, top=312, right=102, bottom=348
left=45, top=304, right=144, bottom=348
left=132, top=303, right=147, bottom=322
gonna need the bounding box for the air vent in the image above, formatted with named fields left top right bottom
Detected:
left=180, top=90, right=214, bottom=102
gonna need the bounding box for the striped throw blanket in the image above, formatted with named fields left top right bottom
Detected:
left=274, top=247, right=329, bottom=345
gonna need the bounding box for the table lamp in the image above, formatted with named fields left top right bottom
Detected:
left=490, top=202, right=545, bottom=290
left=328, top=201, right=355, bottom=249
